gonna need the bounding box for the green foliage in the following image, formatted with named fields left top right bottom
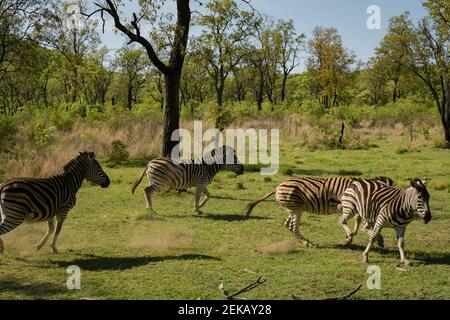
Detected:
left=0, top=116, right=18, bottom=153
left=108, top=140, right=130, bottom=166
left=24, top=118, right=56, bottom=148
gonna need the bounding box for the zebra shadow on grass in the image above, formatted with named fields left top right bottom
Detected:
left=326, top=244, right=450, bottom=266
left=46, top=253, right=221, bottom=271
left=0, top=277, right=67, bottom=298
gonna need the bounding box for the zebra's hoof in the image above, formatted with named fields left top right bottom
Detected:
left=196, top=210, right=204, bottom=216
left=401, top=259, right=411, bottom=266
left=51, top=246, right=58, bottom=254
left=362, top=255, right=369, bottom=263
left=35, top=245, right=43, bottom=252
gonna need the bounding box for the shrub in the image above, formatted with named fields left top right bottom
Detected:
left=264, top=176, right=272, bottom=183
left=281, top=166, right=295, bottom=176
left=227, top=172, right=238, bottom=179
left=236, top=182, right=245, bottom=190
left=25, top=120, right=56, bottom=148
left=109, top=140, right=129, bottom=163
left=396, top=148, right=409, bottom=155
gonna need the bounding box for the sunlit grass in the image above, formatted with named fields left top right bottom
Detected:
left=0, top=136, right=449, bottom=300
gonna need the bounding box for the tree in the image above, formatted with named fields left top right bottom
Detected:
left=274, top=19, right=304, bottom=102
left=180, top=54, right=211, bottom=113
left=0, top=0, right=47, bottom=80
left=362, top=57, right=389, bottom=105
left=192, top=0, right=253, bottom=128
left=384, top=11, right=449, bottom=143
left=88, top=0, right=191, bottom=157
left=39, top=0, right=99, bottom=103
left=243, top=16, right=269, bottom=111
left=307, top=26, right=356, bottom=108
left=114, top=47, right=148, bottom=110
left=79, top=47, right=113, bottom=105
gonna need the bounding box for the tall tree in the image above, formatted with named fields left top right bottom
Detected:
left=307, top=26, right=356, bottom=108
left=40, top=0, right=99, bottom=103
left=274, top=19, right=304, bottom=102
left=114, top=47, right=148, bottom=110
left=79, top=47, right=113, bottom=105
left=384, top=11, right=449, bottom=143
left=0, top=0, right=47, bottom=82
left=192, top=0, right=253, bottom=129
left=88, top=0, right=191, bottom=157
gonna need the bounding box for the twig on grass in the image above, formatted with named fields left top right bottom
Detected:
left=292, top=284, right=363, bottom=301
left=219, top=276, right=266, bottom=300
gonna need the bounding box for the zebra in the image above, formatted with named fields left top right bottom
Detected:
left=339, top=179, right=431, bottom=265
left=131, top=146, right=244, bottom=215
left=246, top=176, right=393, bottom=247
left=0, top=152, right=110, bottom=254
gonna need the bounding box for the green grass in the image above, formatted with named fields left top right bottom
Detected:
left=0, top=136, right=449, bottom=300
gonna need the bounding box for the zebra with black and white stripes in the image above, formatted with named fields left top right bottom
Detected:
left=246, top=176, right=393, bottom=247
left=131, top=146, right=244, bottom=215
left=340, top=179, right=431, bottom=265
left=0, top=152, right=110, bottom=254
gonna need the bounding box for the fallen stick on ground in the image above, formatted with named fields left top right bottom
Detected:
left=292, top=284, right=363, bottom=301
left=219, top=276, right=267, bottom=300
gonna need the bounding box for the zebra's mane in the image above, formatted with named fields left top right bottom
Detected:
left=63, top=154, right=87, bottom=173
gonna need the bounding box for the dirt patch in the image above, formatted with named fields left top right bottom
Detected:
left=257, top=240, right=297, bottom=255
left=129, top=232, right=194, bottom=252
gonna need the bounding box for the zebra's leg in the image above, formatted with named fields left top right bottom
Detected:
left=50, top=213, right=67, bottom=254
left=362, top=223, right=385, bottom=248
left=194, top=185, right=206, bottom=215
left=351, top=215, right=362, bottom=237
left=395, top=227, right=409, bottom=266
left=362, top=221, right=383, bottom=263
left=338, top=211, right=355, bottom=246
left=0, top=212, right=25, bottom=255
left=36, top=218, right=55, bottom=251
left=198, top=188, right=211, bottom=209
left=144, top=186, right=158, bottom=213
left=284, top=209, right=314, bottom=248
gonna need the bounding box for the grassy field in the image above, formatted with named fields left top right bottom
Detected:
left=0, top=136, right=449, bottom=300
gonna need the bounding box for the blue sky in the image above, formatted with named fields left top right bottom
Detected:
left=97, top=0, right=427, bottom=69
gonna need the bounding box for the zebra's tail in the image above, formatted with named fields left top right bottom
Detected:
left=131, top=165, right=149, bottom=195
left=246, top=191, right=276, bottom=218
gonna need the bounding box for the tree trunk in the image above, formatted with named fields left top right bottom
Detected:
left=71, top=65, right=78, bottom=103
left=215, top=84, right=224, bottom=130
left=281, top=74, right=288, bottom=102
left=443, top=82, right=450, bottom=144
left=127, top=83, right=133, bottom=110
left=162, top=71, right=182, bottom=157
left=393, top=78, right=399, bottom=103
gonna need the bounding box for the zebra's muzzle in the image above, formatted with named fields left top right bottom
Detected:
left=101, top=179, right=111, bottom=188
left=423, top=212, right=431, bottom=224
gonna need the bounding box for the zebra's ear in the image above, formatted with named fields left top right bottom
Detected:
left=411, top=179, right=424, bottom=189
left=421, top=179, right=428, bottom=187
left=88, top=152, right=96, bottom=160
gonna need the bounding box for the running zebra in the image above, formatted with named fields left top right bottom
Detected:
left=131, top=146, right=244, bottom=215
left=339, top=179, right=431, bottom=265
left=0, top=152, right=110, bottom=254
left=246, top=176, right=393, bottom=247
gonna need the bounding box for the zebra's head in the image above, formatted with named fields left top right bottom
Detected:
left=209, top=146, right=244, bottom=176
left=410, top=179, right=431, bottom=224
left=373, top=176, right=394, bottom=186
left=82, top=152, right=110, bottom=188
